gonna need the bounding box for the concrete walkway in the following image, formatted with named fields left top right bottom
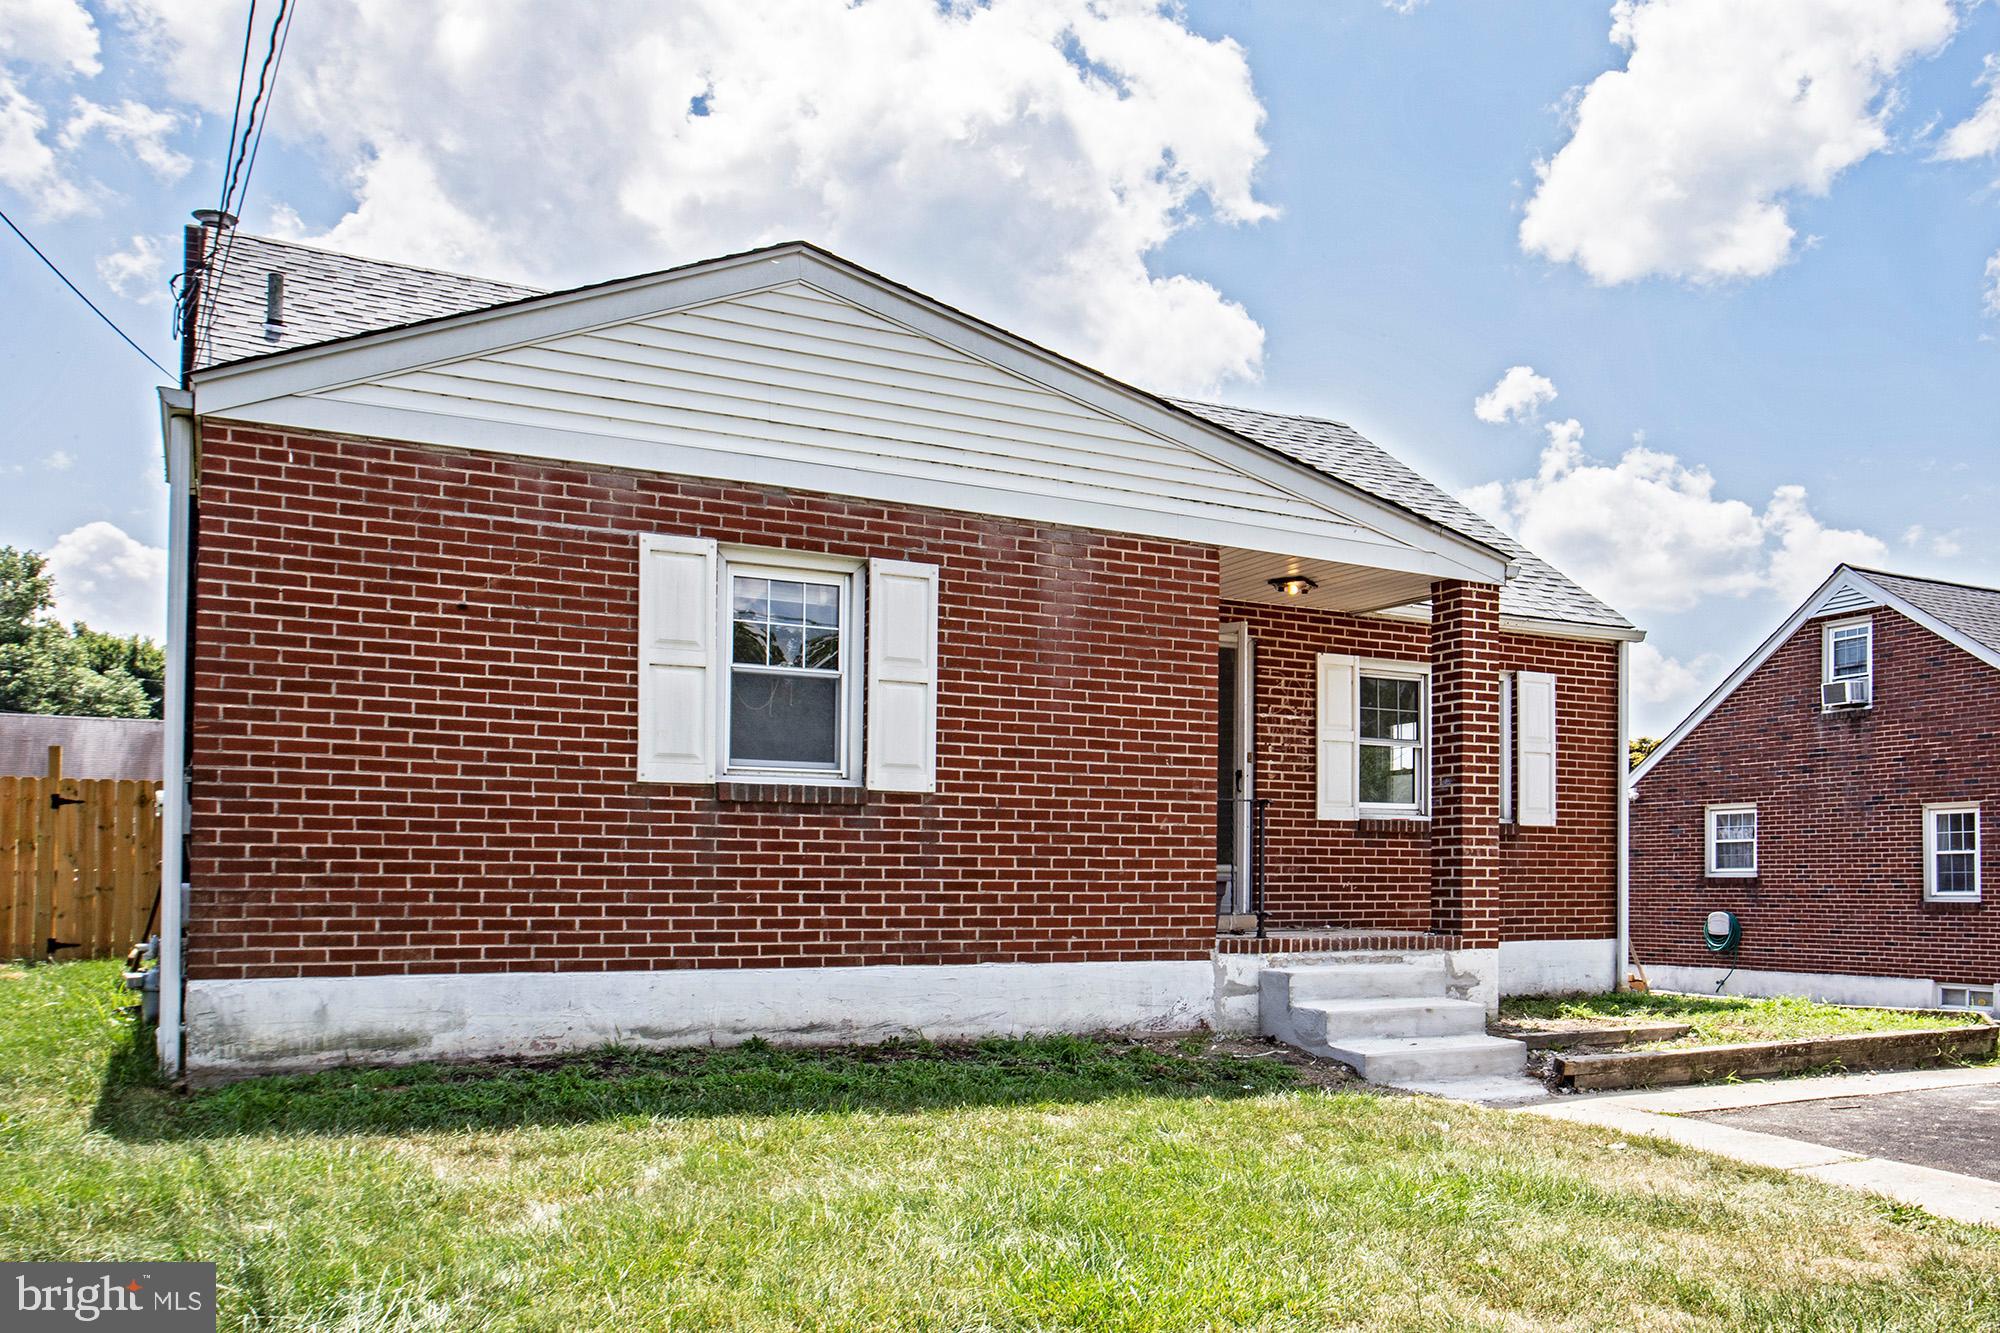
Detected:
left=1517, top=1066, right=2000, bottom=1228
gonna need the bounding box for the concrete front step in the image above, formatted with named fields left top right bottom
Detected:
left=1288, top=996, right=1489, bottom=1045
left=1260, top=957, right=1452, bottom=1003
left=1324, top=1033, right=1528, bottom=1083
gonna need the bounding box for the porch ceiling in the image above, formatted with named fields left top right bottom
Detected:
left=1220, top=548, right=1458, bottom=615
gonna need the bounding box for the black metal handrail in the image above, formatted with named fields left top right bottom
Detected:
left=1218, top=796, right=1273, bottom=939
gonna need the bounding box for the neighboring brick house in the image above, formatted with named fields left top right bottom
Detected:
left=1631, top=565, right=2000, bottom=1012
left=152, top=222, right=1640, bottom=1079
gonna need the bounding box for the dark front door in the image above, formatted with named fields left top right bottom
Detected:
left=1218, top=643, right=1238, bottom=887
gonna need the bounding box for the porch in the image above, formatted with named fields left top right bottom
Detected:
left=1210, top=554, right=1507, bottom=955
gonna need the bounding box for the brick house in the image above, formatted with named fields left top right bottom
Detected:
left=1631, top=565, right=2000, bottom=1012
left=153, top=221, right=1641, bottom=1081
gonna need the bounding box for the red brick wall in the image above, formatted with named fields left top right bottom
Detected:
left=186, top=424, right=1218, bottom=980
left=1632, top=609, right=2000, bottom=985
left=1222, top=600, right=1619, bottom=941
left=1496, top=630, right=1621, bottom=944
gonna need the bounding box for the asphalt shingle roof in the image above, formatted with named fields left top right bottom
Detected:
left=1859, top=569, right=2000, bottom=659
left=193, top=234, right=1632, bottom=633
left=1173, top=400, right=1631, bottom=632
left=193, top=233, right=540, bottom=369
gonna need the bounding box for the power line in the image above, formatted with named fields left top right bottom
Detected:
left=0, top=205, right=174, bottom=378
left=199, top=0, right=297, bottom=366
left=217, top=0, right=260, bottom=213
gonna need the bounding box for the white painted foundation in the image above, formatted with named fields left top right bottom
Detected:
left=183, top=960, right=1214, bottom=1082
left=1643, top=964, right=1945, bottom=1010
left=1498, top=937, right=1618, bottom=996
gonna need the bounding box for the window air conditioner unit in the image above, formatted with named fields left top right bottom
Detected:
left=1822, top=678, right=1871, bottom=709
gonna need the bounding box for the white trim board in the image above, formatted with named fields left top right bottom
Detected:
left=192, top=244, right=1509, bottom=585
left=1632, top=565, right=2000, bottom=784
left=182, top=961, right=1215, bottom=1081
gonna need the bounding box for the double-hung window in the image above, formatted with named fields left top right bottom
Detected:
left=1924, top=803, right=1981, bottom=902
left=725, top=558, right=858, bottom=779
left=1358, top=669, right=1426, bottom=814
left=1822, top=618, right=1872, bottom=708
left=1705, top=804, right=1757, bottom=877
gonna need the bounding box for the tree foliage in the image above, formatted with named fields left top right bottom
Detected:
left=0, top=547, right=161, bottom=719
left=1628, top=736, right=1661, bottom=770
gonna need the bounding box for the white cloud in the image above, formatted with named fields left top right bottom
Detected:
left=1902, top=523, right=1964, bottom=559
left=95, top=233, right=166, bottom=302
left=1473, top=364, right=1558, bottom=425
left=111, top=0, right=1276, bottom=395
left=41, top=449, right=73, bottom=471
left=0, top=72, right=88, bottom=216
left=58, top=96, right=189, bottom=180
left=1985, top=250, right=2000, bottom=317
left=44, top=520, right=165, bottom=640
left=1520, top=0, right=1958, bottom=284
left=0, top=0, right=100, bottom=74
left=1629, top=641, right=1720, bottom=710
left=1937, top=55, right=2000, bottom=161
left=1463, top=417, right=1886, bottom=614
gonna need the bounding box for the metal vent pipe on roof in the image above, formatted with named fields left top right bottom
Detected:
left=263, top=272, right=285, bottom=339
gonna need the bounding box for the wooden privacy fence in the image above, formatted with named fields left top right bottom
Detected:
left=1, top=746, right=161, bottom=963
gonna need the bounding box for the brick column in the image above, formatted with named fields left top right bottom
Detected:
left=1430, top=579, right=1501, bottom=948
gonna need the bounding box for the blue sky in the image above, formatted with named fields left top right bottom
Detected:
left=3, top=0, right=1998, bottom=735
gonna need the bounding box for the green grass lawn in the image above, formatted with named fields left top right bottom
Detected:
left=1498, top=989, right=1983, bottom=1050
left=6, top=962, right=2000, bottom=1330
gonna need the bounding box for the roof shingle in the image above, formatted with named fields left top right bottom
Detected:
left=192, top=233, right=1632, bottom=633
left=1859, top=569, right=2000, bottom=659
left=1172, top=399, right=1631, bottom=632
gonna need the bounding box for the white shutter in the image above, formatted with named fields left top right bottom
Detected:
left=636, top=533, right=718, bottom=782
left=867, top=558, right=940, bottom=792
left=1516, top=670, right=1557, bottom=827
left=1316, top=653, right=1358, bottom=821
left=1498, top=672, right=1514, bottom=824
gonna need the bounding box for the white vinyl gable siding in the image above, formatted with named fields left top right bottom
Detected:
left=302, top=282, right=1415, bottom=561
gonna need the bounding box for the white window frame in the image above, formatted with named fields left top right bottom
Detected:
left=1938, top=984, right=1996, bottom=1012
left=718, top=547, right=866, bottom=785
left=1822, top=617, right=1873, bottom=706
left=1923, top=802, right=1981, bottom=902
left=1704, top=803, right=1758, bottom=878
left=1356, top=659, right=1429, bottom=818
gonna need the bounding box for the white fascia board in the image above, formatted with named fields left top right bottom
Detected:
left=1628, top=565, right=1990, bottom=785
left=210, top=392, right=1493, bottom=581
left=157, top=387, right=192, bottom=483
left=191, top=245, right=1510, bottom=585
left=1500, top=614, right=1646, bottom=644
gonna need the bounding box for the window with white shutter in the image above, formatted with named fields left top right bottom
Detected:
left=1515, top=670, right=1557, bottom=827
left=1316, top=653, right=1358, bottom=821
left=866, top=558, right=940, bottom=792
left=636, top=533, right=718, bottom=782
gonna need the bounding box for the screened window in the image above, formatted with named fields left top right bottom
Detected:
left=725, top=563, right=855, bottom=775
left=1705, top=804, right=1757, bottom=876
left=1358, top=672, right=1425, bottom=812
left=1925, top=804, right=1981, bottom=901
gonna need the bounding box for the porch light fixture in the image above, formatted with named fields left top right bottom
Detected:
left=1268, top=575, right=1317, bottom=598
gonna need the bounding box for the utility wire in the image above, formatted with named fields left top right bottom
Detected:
left=198, top=0, right=298, bottom=367
left=218, top=0, right=289, bottom=221
left=217, top=0, right=260, bottom=213
left=0, top=205, right=174, bottom=378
